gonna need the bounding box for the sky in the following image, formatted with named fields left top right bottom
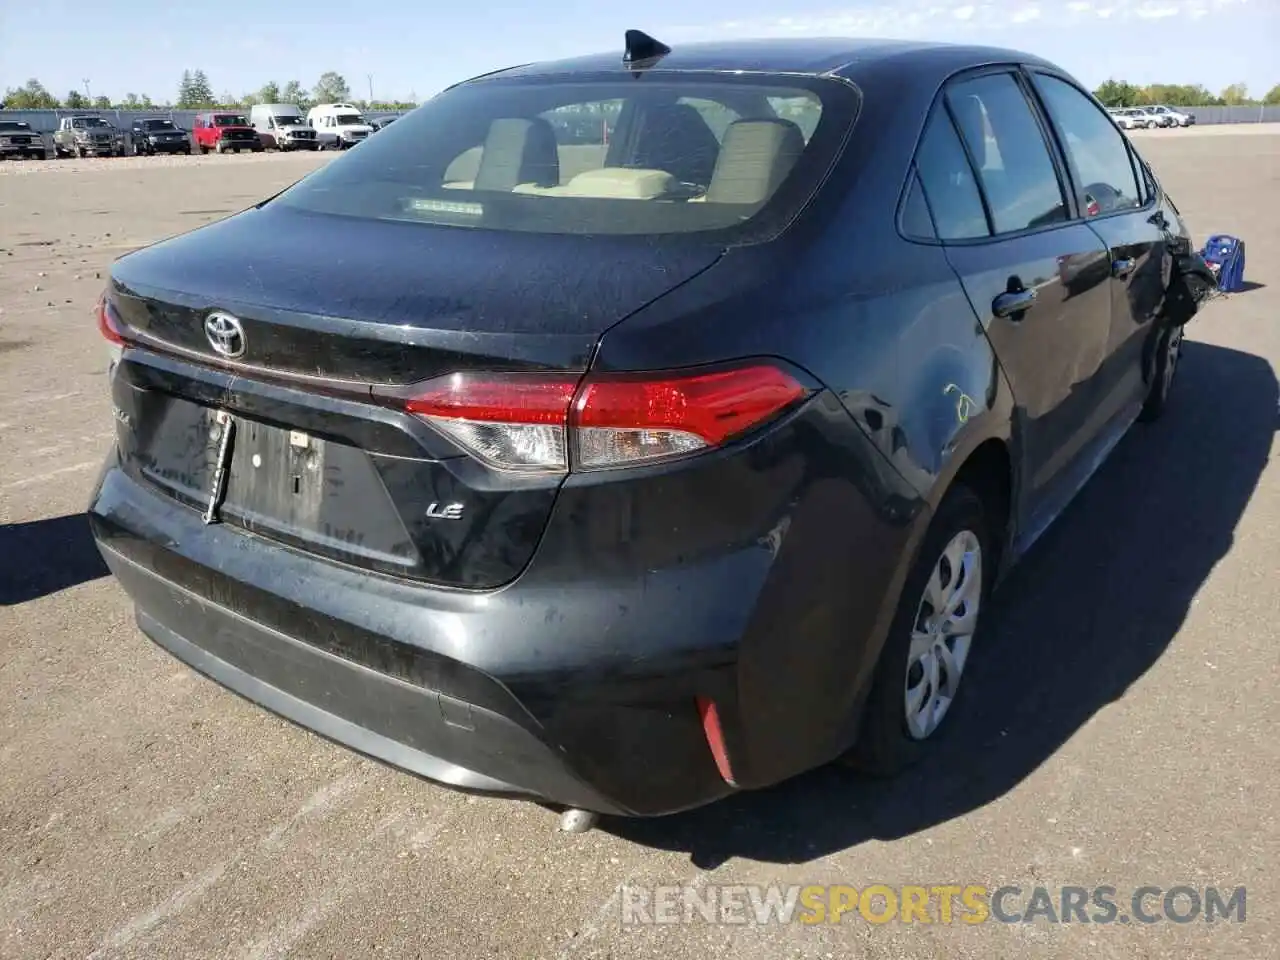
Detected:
left=1, top=0, right=1276, bottom=104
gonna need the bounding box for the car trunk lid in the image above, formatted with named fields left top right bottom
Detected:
left=107, top=205, right=722, bottom=587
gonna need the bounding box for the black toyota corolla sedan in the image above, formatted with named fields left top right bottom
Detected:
left=89, top=33, right=1196, bottom=822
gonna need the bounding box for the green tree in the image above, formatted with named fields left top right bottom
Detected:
left=177, top=70, right=195, bottom=108
left=219, top=91, right=242, bottom=107
left=1220, top=82, right=1252, bottom=105
left=65, top=90, right=88, bottom=109
left=121, top=93, right=142, bottom=109
left=311, top=71, right=350, bottom=104
left=1093, top=79, right=1142, bottom=107
left=258, top=81, right=281, bottom=104
left=1264, top=84, right=1280, bottom=105
left=141, top=94, right=154, bottom=108
left=3, top=79, right=60, bottom=109
left=190, top=70, right=214, bottom=107
left=92, top=95, right=111, bottom=109
left=281, top=80, right=308, bottom=108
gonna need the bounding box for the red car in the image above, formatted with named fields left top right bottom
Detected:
left=192, top=112, right=264, bottom=155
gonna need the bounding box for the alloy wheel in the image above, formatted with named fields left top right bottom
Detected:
left=904, top=530, right=982, bottom=740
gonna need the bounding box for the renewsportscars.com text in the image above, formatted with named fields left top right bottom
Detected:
left=620, top=884, right=1246, bottom=926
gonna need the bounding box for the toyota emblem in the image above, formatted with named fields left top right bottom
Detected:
left=204, top=311, right=246, bottom=359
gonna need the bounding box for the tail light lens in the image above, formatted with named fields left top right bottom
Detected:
left=573, top=365, right=808, bottom=470
left=397, top=362, right=809, bottom=475
left=96, top=293, right=130, bottom=368
left=95, top=294, right=127, bottom=346
left=404, top=373, right=576, bottom=473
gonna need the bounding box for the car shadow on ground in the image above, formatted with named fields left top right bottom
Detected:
left=0, top=513, right=109, bottom=606
left=609, top=340, right=1277, bottom=868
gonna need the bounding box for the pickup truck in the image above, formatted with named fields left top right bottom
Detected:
left=192, top=112, right=264, bottom=154
left=0, top=120, right=46, bottom=160
left=53, top=116, right=127, bottom=158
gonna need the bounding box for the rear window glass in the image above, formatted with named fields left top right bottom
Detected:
left=273, top=75, right=855, bottom=237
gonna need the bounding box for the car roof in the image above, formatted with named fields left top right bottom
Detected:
left=474, top=37, right=1060, bottom=85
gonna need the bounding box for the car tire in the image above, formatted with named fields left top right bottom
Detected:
left=847, top=483, right=992, bottom=776
left=1139, top=324, right=1183, bottom=422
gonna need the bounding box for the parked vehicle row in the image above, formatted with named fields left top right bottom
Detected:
left=0, top=107, right=401, bottom=161
left=1108, top=104, right=1197, bottom=129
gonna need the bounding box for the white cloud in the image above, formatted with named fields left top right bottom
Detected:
left=953, top=4, right=977, bottom=18
left=1012, top=5, right=1044, bottom=21
left=1134, top=2, right=1180, bottom=16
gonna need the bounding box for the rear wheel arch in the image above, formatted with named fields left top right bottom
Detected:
left=950, top=438, right=1013, bottom=571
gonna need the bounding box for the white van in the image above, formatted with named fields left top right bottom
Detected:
left=249, top=104, right=319, bottom=151
left=305, top=103, right=373, bottom=150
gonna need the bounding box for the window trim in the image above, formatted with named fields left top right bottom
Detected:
left=1022, top=67, right=1158, bottom=223
left=897, top=63, right=1080, bottom=247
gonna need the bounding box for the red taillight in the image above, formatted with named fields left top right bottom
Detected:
left=96, top=295, right=127, bottom=346
left=573, top=365, right=807, bottom=471
left=396, top=362, right=808, bottom=475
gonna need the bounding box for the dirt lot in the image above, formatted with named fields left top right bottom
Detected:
left=2, top=132, right=1278, bottom=960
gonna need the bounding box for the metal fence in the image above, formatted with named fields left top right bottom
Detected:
left=1176, top=104, right=1280, bottom=124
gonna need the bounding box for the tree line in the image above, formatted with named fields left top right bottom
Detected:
left=1, top=71, right=419, bottom=112
left=1092, top=79, right=1279, bottom=107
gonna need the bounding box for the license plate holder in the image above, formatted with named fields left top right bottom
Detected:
left=202, top=410, right=236, bottom=525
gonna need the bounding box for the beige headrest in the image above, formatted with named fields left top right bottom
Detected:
left=705, top=119, right=806, bottom=205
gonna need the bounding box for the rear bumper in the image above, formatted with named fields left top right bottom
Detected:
left=89, top=458, right=745, bottom=816
left=101, top=542, right=627, bottom=812
left=88, top=385, right=924, bottom=816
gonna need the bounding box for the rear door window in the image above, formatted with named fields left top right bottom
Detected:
left=914, top=107, right=990, bottom=241
left=946, top=73, right=1067, bottom=234
left=1030, top=74, right=1143, bottom=217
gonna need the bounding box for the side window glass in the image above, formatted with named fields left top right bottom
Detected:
left=901, top=170, right=937, bottom=240
left=946, top=73, right=1067, bottom=233
left=915, top=108, right=989, bottom=240
left=1033, top=74, right=1142, bottom=216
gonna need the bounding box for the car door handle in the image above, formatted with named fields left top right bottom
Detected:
left=992, top=288, right=1037, bottom=319
left=1112, top=258, right=1137, bottom=278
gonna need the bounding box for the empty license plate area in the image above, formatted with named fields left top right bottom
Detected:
left=218, top=418, right=420, bottom=568
left=133, top=400, right=228, bottom=512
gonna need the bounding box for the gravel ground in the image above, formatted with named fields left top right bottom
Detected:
left=1, top=134, right=1277, bottom=960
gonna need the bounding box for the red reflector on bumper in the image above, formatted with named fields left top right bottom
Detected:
left=696, top=696, right=736, bottom=785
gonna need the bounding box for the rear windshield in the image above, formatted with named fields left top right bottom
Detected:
left=213, top=114, right=248, bottom=126
left=142, top=120, right=177, bottom=130
left=273, top=74, right=857, bottom=238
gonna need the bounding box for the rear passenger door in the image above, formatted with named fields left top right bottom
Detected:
left=914, top=69, right=1113, bottom=535
left=1028, top=71, right=1172, bottom=422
